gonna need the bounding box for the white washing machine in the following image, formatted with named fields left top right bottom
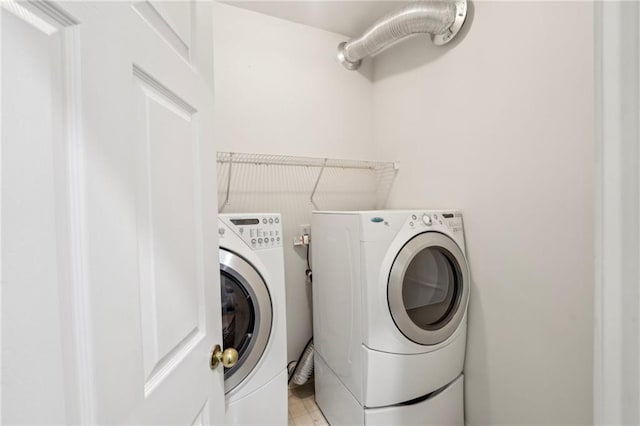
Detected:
left=218, top=213, right=287, bottom=425
left=311, top=210, right=470, bottom=425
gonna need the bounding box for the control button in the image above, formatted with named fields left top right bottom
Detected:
left=412, top=214, right=417, bottom=220
left=263, top=218, right=267, bottom=224
left=258, top=238, right=263, bottom=244
left=422, top=214, right=432, bottom=226
left=277, top=237, right=280, bottom=242
left=271, top=238, right=275, bottom=242
left=269, top=218, right=273, bottom=224
left=251, top=239, right=256, bottom=245
left=409, top=221, right=414, bottom=227
left=275, top=218, right=279, bottom=223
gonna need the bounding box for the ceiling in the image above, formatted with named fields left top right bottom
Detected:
left=221, top=1, right=410, bottom=37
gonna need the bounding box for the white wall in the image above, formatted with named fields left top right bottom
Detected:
left=213, top=2, right=373, bottom=159
left=372, top=2, right=594, bottom=425
left=213, top=2, right=375, bottom=361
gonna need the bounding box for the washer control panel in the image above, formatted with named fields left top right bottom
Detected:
left=407, top=211, right=464, bottom=236
left=225, top=214, right=282, bottom=250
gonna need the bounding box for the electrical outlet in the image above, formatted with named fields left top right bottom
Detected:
left=293, top=224, right=311, bottom=246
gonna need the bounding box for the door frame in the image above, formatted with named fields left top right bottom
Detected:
left=594, top=1, right=640, bottom=424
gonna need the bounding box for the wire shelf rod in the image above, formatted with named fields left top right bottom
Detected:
left=216, top=151, right=397, bottom=171
left=216, top=151, right=399, bottom=211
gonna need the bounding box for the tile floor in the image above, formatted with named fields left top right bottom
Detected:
left=288, top=381, right=329, bottom=426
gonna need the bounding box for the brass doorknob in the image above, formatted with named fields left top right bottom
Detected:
left=210, top=344, right=239, bottom=370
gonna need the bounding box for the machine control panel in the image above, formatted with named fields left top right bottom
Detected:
left=225, top=214, right=282, bottom=250
left=407, top=211, right=464, bottom=236
left=441, top=212, right=464, bottom=235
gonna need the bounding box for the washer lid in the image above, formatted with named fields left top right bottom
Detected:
left=388, top=232, right=470, bottom=346
left=220, top=248, right=272, bottom=393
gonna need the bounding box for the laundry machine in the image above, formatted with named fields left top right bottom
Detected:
left=218, top=213, right=287, bottom=425
left=311, top=210, right=470, bottom=425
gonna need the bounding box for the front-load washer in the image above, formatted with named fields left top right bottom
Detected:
left=218, top=213, right=287, bottom=425
left=312, top=210, right=470, bottom=425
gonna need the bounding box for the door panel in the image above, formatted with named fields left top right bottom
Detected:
left=148, top=0, right=192, bottom=49
left=132, top=1, right=191, bottom=60
left=2, top=1, right=224, bottom=424
left=135, top=68, right=204, bottom=391
left=192, top=401, right=211, bottom=426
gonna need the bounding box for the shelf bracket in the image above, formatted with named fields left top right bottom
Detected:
left=221, top=152, right=233, bottom=212
left=310, top=158, right=328, bottom=209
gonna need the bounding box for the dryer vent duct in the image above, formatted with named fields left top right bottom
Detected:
left=337, top=0, right=468, bottom=70
left=291, top=340, right=314, bottom=386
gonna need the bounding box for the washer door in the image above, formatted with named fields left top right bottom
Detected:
left=220, top=248, right=272, bottom=393
left=388, top=232, right=470, bottom=346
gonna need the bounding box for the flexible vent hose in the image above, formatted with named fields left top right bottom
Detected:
left=338, top=0, right=467, bottom=70
left=291, top=340, right=314, bottom=386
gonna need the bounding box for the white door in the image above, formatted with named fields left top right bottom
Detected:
left=2, top=1, right=225, bottom=424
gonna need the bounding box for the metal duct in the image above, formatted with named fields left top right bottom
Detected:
left=291, top=341, right=314, bottom=386
left=337, top=0, right=467, bottom=70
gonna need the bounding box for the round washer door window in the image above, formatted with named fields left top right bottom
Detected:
left=220, top=249, right=272, bottom=393
left=388, top=232, right=470, bottom=345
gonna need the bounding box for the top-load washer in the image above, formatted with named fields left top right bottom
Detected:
left=218, top=213, right=287, bottom=425
left=312, top=210, right=470, bottom=425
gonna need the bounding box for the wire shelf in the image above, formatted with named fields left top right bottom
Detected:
left=217, top=152, right=395, bottom=170
left=216, top=151, right=399, bottom=212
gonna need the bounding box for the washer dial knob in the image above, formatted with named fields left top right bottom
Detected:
left=422, top=214, right=432, bottom=226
